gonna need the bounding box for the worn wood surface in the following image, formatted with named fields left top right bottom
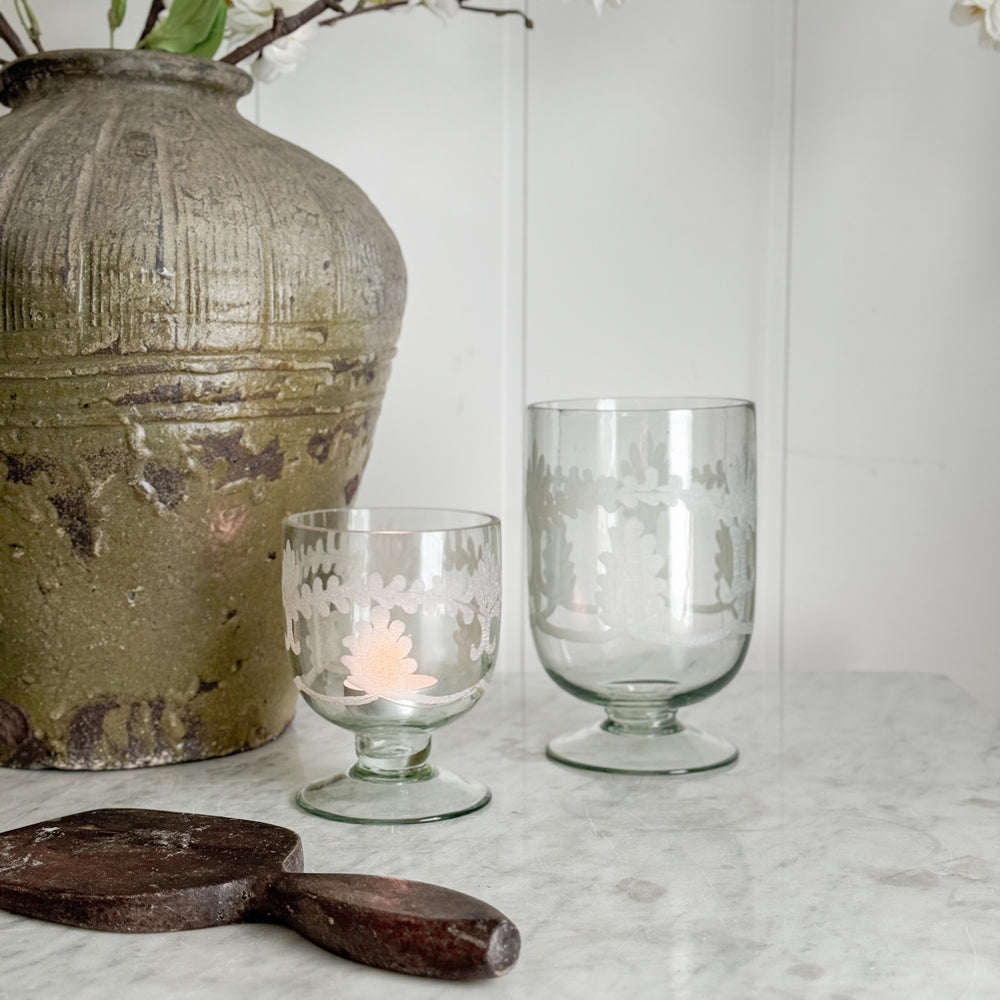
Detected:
left=0, top=808, right=519, bottom=979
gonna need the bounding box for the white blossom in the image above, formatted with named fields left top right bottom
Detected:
left=952, top=0, right=1000, bottom=48
left=224, top=0, right=318, bottom=82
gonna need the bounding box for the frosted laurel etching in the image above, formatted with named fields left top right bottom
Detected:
left=527, top=434, right=755, bottom=649
left=283, top=536, right=500, bottom=708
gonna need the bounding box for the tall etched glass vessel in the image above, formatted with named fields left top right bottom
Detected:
left=283, top=508, right=501, bottom=823
left=526, top=398, right=756, bottom=773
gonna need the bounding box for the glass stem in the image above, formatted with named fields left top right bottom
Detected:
left=351, top=732, right=436, bottom=782
left=603, top=704, right=683, bottom=736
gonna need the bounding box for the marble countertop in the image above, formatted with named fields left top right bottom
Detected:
left=1, top=669, right=999, bottom=998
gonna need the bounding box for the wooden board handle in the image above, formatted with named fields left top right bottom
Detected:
left=258, top=872, right=520, bottom=979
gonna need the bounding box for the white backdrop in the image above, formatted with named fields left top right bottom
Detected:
left=5, top=0, right=998, bottom=709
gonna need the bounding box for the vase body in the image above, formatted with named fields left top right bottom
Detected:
left=0, top=50, right=406, bottom=768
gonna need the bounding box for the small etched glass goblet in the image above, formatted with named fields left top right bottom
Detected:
left=526, top=398, right=756, bottom=774
left=283, top=508, right=501, bottom=823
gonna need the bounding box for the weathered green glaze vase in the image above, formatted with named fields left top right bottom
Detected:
left=0, top=50, right=406, bottom=768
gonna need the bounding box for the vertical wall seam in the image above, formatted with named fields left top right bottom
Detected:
left=500, top=11, right=529, bottom=675
left=765, top=0, right=799, bottom=754
left=778, top=0, right=797, bottom=696
left=762, top=0, right=797, bottom=699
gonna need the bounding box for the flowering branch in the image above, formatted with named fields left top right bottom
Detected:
left=220, top=0, right=531, bottom=68
left=221, top=0, right=341, bottom=65
left=0, top=12, right=27, bottom=58
left=953, top=0, right=1000, bottom=48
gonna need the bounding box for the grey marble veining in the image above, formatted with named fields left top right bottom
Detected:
left=1, top=670, right=999, bottom=999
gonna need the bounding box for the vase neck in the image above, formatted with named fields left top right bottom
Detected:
left=0, top=49, right=252, bottom=111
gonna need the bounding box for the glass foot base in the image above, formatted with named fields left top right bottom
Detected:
left=296, top=767, right=491, bottom=825
left=547, top=720, right=738, bottom=775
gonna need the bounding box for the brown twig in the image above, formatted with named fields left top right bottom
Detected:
left=0, top=11, right=27, bottom=58
left=461, top=4, right=532, bottom=28
left=271, top=7, right=288, bottom=40
left=318, top=1, right=531, bottom=30
left=221, top=0, right=531, bottom=67
left=316, top=0, right=409, bottom=28
left=221, top=0, right=345, bottom=65
left=137, top=0, right=166, bottom=45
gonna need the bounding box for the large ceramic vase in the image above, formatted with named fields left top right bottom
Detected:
left=0, top=50, right=406, bottom=769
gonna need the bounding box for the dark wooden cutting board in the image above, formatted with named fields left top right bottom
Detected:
left=0, top=807, right=519, bottom=979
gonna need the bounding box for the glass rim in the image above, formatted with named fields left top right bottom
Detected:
left=527, top=396, right=754, bottom=414
left=283, top=506, right=500, bottom=535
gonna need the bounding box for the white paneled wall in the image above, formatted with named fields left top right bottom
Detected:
left=5, top=1, right=998, bottom=708
left=253, top=11, right=527, bottom=668
left=789, top=2, right=1000, bottom=707
left=525, top=0, right=793, bottom=683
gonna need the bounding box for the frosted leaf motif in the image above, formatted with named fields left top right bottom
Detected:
left=282, top=537, right=351, bottom=654
left=282, top=531, right=501, bottom=706
left=617, top=466, right=687, bottom=511
left=526, top=432, right=755, bottom=646
left=283, top=539, right=499, bottom=653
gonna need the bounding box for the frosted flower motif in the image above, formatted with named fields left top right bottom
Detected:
left=597, top=516, right=668, bottom=635
left=341, top=607, right=436, bottom=700
left=952, top=1, right=1000, bottom=47
left=225, top=0, right=318, bottom=82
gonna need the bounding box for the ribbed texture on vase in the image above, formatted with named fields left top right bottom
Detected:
left=0, top=50, right=406, bottom=769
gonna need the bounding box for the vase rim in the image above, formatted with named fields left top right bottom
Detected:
left=0, top=48, right=253, bottom=109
